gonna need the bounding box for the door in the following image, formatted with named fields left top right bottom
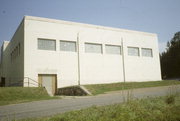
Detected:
left=0, top=77, right=5, bottom=87
left=38, top=74, right=57, bottom=96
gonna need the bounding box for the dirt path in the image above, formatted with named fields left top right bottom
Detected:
left=0, top=85, right=180, bottom=121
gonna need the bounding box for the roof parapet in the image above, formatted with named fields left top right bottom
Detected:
left=24, top=15, right=157, bottom=37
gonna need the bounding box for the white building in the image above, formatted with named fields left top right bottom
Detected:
left=0, top=16, right=161, bottom=95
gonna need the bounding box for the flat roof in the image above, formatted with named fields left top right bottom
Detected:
left=24, top=16, right=157, bottom=37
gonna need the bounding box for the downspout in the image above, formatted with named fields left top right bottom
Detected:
left=121, top=38, right=126, bottom=82
left=77, top=33, right=81, bottom=85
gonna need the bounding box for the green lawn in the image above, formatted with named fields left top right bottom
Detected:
left=19, top=93, right=180, bottom=121
left=1, top=80, right=180, bottom=106
left=84, top=80, right=180, bottom=95
left=0, top=87, right=59, bottom=106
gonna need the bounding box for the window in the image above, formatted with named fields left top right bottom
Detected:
left=128, top=47, right=139, bottom=56
left=0, top=46, right=3, bottom=64
left=85, top=43, right=102, bottom=54
left=105, top=45, right=121, bottom=55
left=18, top=43, right=20, bottom=55
left=60, top=40, right=76, bottom=52
left=142, top=48, right=153, bottom=57
left=38, top=39, right=56, bottom=51
left=10, top=43, right=21, bottom=62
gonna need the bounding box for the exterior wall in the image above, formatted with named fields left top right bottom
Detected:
left=0, top=20, right=24, bottom=86
left=79, top=30, right=124, bottom=84
left=23, top=16, right=161, bottom=88
left=24, top=18, right=79, bottom=87
left=0, top=41, right=10, bottom=82
left=122, top=33, right=161, bottom=82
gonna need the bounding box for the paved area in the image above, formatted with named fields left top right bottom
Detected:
left=0, top=85, right=180, bottom=121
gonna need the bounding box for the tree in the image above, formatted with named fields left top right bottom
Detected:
left=160, top=31, right=180, bottom=79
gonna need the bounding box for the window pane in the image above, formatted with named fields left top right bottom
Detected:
left=128, top=47, right=139, bottom=56
left=142, top=48, right=153, bottom=57
left=105, top=45, right=121, bottom=55
left=85, top=43, right=102, bottom=53
left=38, top=39, right=56, bottom=51
left=60, top=41, right=76, bottom=52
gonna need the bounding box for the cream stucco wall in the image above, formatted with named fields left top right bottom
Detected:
left=23, top=16, right=161, bottom=88
left=0, top=20, right=24, bottom=86
left=0, top=16, right=161, bottom=88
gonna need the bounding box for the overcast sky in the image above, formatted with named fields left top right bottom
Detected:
left=0, top=0, right=180, bottom=53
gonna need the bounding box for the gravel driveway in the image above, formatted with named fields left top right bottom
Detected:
left=0, top=85, right=180, bottom=121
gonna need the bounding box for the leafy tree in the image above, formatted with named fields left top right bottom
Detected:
left=160, top=31, right=180, bottom=79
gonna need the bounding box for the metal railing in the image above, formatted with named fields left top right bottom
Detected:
left=8, top=77, right=42, bottom=87
left=24, top=77, right=42, bottom=87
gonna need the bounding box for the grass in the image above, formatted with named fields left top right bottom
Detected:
left=18, top=93, right=180, bottom=121
left=1, top=80, right=179, bottom=106
left=0, top=87, right=59, bottom=106
left=84, top=80, right=180, bottom=95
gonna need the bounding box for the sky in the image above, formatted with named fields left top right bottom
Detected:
left=0, top=0, right=180, bottom=53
